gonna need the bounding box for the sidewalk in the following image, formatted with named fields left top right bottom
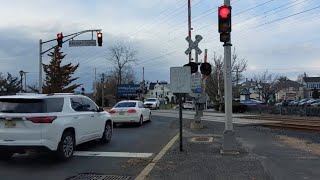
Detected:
left=145, top=119, right=320, bottom=180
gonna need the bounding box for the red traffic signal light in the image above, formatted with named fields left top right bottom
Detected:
left=219, top=6, right=230, bottom=19
left=57, top=33, right=63, bottom=47
left=97, top=32, right=103, bottom=46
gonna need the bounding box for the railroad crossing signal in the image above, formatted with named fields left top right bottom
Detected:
left=218, top=5, right=231, bottom=42
left=184, top=62, right=198, bottom=74
left=97, top=32, right=103, bottom=46
left=185, top=35, right=203, bottom=55
left=200, top=62, right=212, bottom=76
left=57, top=33, right=63, bottom=47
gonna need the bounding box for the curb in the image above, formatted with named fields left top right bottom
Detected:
left=135, top=133, right=179, bottom=180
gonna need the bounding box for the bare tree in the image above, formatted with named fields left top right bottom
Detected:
left=107, top=42, right=138, bottom=85
left=253, top=71, right=280, bottom=103
left=297, top=72, right=307, bottom=84
left=206, top=49, right=247, bottom=101
left=206, top=53, right=224, bottom=104
left=232, top=48, right=247, bottom=86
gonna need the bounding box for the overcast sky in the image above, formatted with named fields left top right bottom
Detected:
left=0, top=0, right=319, bottom=92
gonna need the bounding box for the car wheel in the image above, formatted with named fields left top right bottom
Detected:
left=148, top=113, right=152, bottom=122
left=137, top=116, right=143, bottom=127
left=0, top=150, right=14, bottom=161
left=101, top=122, right=112, bottom=143
left=56, top=131, right=75, bottom=161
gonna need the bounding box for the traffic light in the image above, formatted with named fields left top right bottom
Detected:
left=97, top=32, right=103, bottom=46
left=184, top=62, right=198, bottom=74
left=57, top=33, right=63, bottom=47
left=200, top=62, right=212, bottom=76
left=218, top=5, right=231, bottom=42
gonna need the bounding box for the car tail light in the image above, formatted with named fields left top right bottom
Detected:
left=109, top=110, right=116, bottom=114
left=27, top=116, right=57, bottom=123
left=128, top=109, right=136, bottom=113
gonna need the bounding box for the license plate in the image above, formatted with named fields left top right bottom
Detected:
left=119, top=111, right=125, bottom=115
left=5, top=120, right=16, bottom=128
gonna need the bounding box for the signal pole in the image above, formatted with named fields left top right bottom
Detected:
left=188, top=0, right=192, bottom=62
left=101, top=73, right=105, bottom=107
left=222, top=0, right=237, bottom=153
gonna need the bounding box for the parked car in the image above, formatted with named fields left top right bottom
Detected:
left=276, top=100, right=294, bottom=106
left=298, top=99, right=310, bottom=106
left=288, top=100, right=299, bottom=106
left=109, top=100, right=151, bottom=126
left=183, top=101, right=195, bottom=110
left=0, top=93, right=112, bottom=161
left=144, top=98, right=160, bottom=109
left=306, top=99, right=317, bottom=106
left=310, top=99, right=320, bottom=107
left=240, top=99, right=264, bottom=106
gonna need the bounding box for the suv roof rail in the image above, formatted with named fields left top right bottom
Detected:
left=16, top=93, right=41, bottom=95
left=47, top=93, right=75, bottom=96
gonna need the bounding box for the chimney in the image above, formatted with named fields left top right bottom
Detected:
left=246, top=78, right=248, bottom=82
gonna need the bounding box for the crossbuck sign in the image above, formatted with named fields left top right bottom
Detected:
left=185, top=35, right=203, bottom=55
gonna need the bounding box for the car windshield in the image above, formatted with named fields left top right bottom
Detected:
left=0, top=98, right=64, bottom=113
left=146, top=99, right=156, bottom=102
left=114, top=102, right=136, bottom=108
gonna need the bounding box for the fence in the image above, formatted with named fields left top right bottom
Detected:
left=246, top=105, right=320, bottom=117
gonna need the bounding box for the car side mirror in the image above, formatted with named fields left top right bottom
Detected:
left=98, top=107, right=104, bottom=112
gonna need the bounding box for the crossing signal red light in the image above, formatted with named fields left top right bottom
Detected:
left=57, top=33, right=63, bottom=47
left=97, top=32, right=103, bottom=46
left=200, top=62, right=212, bottom=76
left=184, top=62, right=198, bottom=74
left=219, top=6, right=230, bottom=19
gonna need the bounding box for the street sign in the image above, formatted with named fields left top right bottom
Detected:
left=185, top=35, right=203, bottom=55
left=69, top=40, right=96, bottom=47
left=191, top=72, right=202, bottom=90
left=170, top=67, right=191, bottom=93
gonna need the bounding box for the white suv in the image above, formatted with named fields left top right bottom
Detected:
left=0, top=93, right=112, bottom=160
left=144, top=98, right=160, bottom=109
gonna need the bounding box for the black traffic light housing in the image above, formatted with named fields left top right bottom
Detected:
left=97, top=32, right=103, bottom=46
left=184, top=62, right=198, bottom=74
left=200, top=62, right=212, bottom=76
left=57, top=33, right=63, bottom=47
left=218, top=5, right=231, bottom=43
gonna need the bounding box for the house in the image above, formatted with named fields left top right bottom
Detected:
left=146, top=81, right=176, bottom=103
left=275, top=80, right=304, bottom=101
left=302, top=76, right=320, bottom=98
left=240, top=79, right=261, bottom=100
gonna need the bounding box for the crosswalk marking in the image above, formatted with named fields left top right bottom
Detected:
left=152, top=111, right=273, bottom=125
left=74, top=151, right=153, bottom=158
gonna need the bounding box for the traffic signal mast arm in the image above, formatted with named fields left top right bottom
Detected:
left=40, top=29, right=102, bottom=55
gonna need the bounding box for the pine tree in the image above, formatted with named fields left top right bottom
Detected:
left=43, top=47, right=80, bottom=94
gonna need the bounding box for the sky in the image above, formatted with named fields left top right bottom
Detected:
left=0, top=0, right=319, bottom=92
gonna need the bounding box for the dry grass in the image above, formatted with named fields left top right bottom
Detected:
left=277, top=135, right=320, bottom=156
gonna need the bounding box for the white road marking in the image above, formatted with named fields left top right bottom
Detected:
left=74, top=151, right=153, bottom=158
left=151, top=111, right=274, bottom=125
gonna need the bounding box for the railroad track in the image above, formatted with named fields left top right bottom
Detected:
left=240, top=115, right=320, bottom=132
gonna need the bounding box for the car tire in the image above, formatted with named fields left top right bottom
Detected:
left=0, top=151, right=14, bottom=161
left=148, top=113, right=152, bottom=122
left=137, top=116, right=143, bottom=127
left=56, top=131, right=75, bottom=161
left=100, top=121, right=112, bottom=143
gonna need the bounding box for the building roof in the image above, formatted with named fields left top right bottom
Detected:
left=275, top=80, right=303, bottom=89
left=303, top=77, right=320, bottom=83
left=240, top=88, right=251, bottom=95
left=148, top=81, right=168, bottom=90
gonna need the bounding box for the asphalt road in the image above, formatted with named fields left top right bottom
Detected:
left=0, top=114, right=179, bottom=180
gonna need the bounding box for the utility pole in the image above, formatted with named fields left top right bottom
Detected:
left=204, top=49, right=208, bottom=110
left=39, top=39, right=43, bottom=93
left=19, top=70, right=24, bottom=93
left=222, top=0, right=237, bottom=153
left=24, top=72, right=28, bottom=92
left=163, top=83, right=165, bottom=105
left=142, top=67, right=145, bottom=101
left=94, top=68, right=97, bottom=102
left=101, top=73, right=105, bottom=107
left=188, top=0, right=192, bottom=62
